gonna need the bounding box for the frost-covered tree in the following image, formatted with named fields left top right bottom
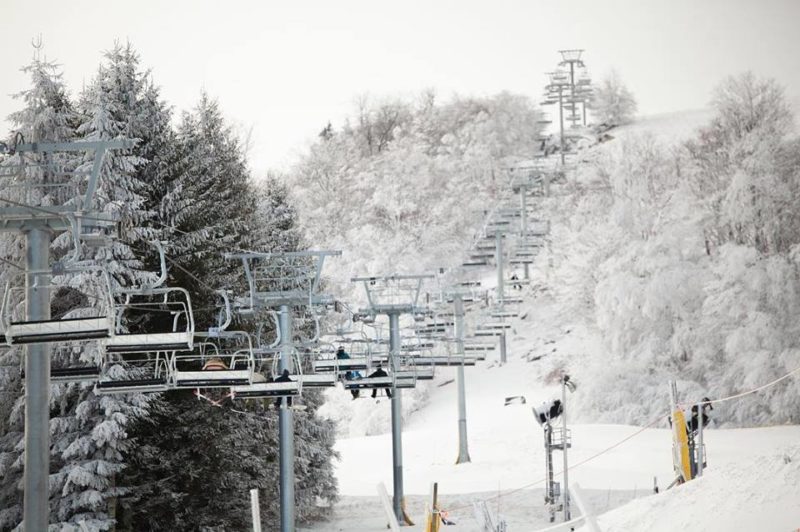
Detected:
left=687, top=72, right=797, bottom=255
left=591, top=70, right=637, bottom=127
left=290, top=91, right=543, bottom=305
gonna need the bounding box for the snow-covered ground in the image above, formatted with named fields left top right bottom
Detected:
left=306, top=283, right=800, bottom=530
left=305, top=110, right=800, bottom=531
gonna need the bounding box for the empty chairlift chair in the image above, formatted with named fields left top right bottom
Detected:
left=1, top=269, right=114, bottom=346
left=106, top=287, right=195, bottom=353
left=95, top=351, right=171, bottom=394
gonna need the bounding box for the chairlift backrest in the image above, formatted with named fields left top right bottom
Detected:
left=1, top=267, right=114, bottom=345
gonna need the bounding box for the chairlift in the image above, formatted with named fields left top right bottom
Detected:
left=1, top=266, right=114, bottom=345
left=106, top=243, right=195, bottom=353
left=20, top=345, right=101, bottom=383
left=95, top=351, right=171, bottom=394
left=171, top=338, right=254, bottom=389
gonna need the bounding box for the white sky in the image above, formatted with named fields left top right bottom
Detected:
left=1, top=0, right=799, bottom=174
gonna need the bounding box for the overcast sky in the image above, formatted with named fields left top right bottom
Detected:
left=1, top=0, right=799, bottom=174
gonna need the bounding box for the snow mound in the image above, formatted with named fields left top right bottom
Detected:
left=581, top=445, right=800, bottom=532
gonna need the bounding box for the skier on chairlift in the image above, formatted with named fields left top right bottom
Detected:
left=367, top=363, right=392, bottom=399
left=337, top=346, right=361, bottom=399
left=510, top=273, right=523, bottom=290
left=274, top=368, right=294, bottom=409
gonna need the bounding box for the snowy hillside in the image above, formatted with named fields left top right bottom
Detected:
left=307, top=108, right=800, bottom=531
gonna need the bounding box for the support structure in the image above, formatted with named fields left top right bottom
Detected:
left=561, top=377, right=571, bottom=522
left=558, top=49, right=585, bottom=129
left=352, top=274, right=433, bottom=524
left=24, top=228, right=51, bottom=531
left=0, top=139, right=130, bottom=530
left=278, top=304, right=295, bottom=530
left=453, top=294, right=470, bottom=464
left=543, top=424, right=558, bottom=522
left=388, top=311, right=404, bottom=518
left=542, top=70, right=573, bottom=166
left=494, top=231, right=508, bottom=364
left=518, top=184, right=532, bottom=279
left=226, top=250, right=341, bottom=532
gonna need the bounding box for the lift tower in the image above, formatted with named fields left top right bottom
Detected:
left=0, top=139, right=130, bottom=530
left=352, top=274, right=434, bottom=524
left=541, top=70, right=572, bottom=166
left=226, top=250, right=341, bottom=532
left=558, top=49, right=586, bottom=128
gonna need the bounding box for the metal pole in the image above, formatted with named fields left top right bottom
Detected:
left=568, top=62, right=577, bottom=125
left=696, top=403, right=704, bottom=477
left=250, top=488, right=263, bottom=532
left=24, top=226, right=51, bottom=531
left=495, top=231, right=507, bottom=365
left=558, top=89, right=565, bottom=166
left=388, top=312, right=405, bottom=523
left=495, top=231, right=504, bottom=306
left=454, top=295, right=470, bottom=464
left=278, top=305, right=295, bottom=532
left=544, top=424, right=555, bottom=523
left=562, top=380, right=570, bottom=522
left=582, top=99, right=588, bottom=127
left=520, top=186, right=530, bottom=280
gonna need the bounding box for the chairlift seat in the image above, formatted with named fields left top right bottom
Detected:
left=484, top=322, right=512, bottom=330
left=52, top=366, right=101, bottom=382
left=343, top=376, right=394, bottom=390
left=21, top=365, right=101, bottom=383
left=95, top=378, right=169, bottom=395
left=106, top=332, right=193, bottom=353
left=464, top=343, right=496, bottom=352
left=231, top=380, right=299, bottom=398
left=509, top=259, right=535, bottom=265
left=491, top=311, right=520, bottom=319
left=498, top=297, right=524, bottom=305
left=401, top=367, right=434, bottom=380
left=6, top=316, right=112, bottom=345
left=313, top=358, right=369, bottom=372
left=411, top=356, right=476, bottom=367
left=173, top=368, right=252, bottom=388
left=475, top=329, right=504, bottom=337
left=300, top=374, right=337, bottom=388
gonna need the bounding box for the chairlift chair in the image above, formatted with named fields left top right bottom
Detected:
left=107, top=287, right=195, bottom=353
left=95, top=351, right=171, bottom=394
left=1, top=265, right=114, bottom=346
left=171, top=341, right=253, bottom=389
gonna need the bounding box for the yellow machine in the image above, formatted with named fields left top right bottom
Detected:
left=670, top=381, right=694, bottom=484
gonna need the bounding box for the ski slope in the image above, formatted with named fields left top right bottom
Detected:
left=305, top=110, right=800, bottom=531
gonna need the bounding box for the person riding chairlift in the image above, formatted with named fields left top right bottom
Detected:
left=197, top=357, right=230, bottom=405
left=367, top=364, right=392, bottom=399
left=273, top=368, right=294, bottom=410
left=337, top=346, right=361, bottom=399
left=202, top=357, right=228, bottom=371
